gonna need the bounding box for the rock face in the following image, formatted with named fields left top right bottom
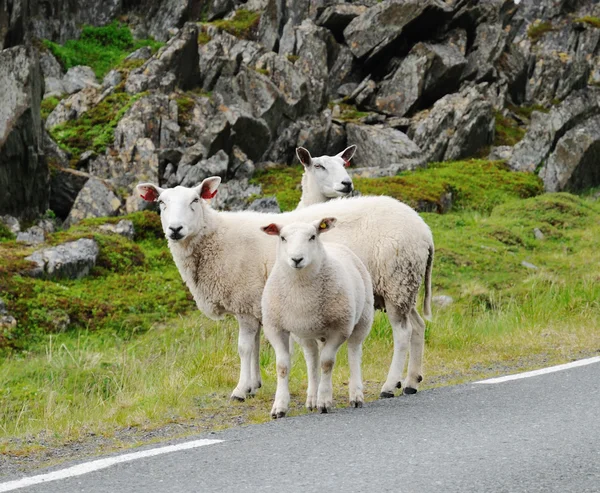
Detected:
left=64, top=178, right=122, bottom=228
left=25, top=238, right=100, bottom=280
left=0, top=45, right=48, bottom=222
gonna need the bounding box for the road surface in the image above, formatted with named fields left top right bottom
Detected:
left=2, top=357, right=599, bottom=492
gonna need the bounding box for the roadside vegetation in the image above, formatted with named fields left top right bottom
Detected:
left=1, top=162, right=599, bottom=468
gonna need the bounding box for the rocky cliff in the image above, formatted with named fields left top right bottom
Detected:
left=1, top=0, right=600, bottom=223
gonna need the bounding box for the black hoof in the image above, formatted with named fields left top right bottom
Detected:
left=319, top=407, right=329, bottom=414
left=350, top=401, right=363, bottom=408
left=417, top=375, right=423, bottom=383
left=257, top=382, right=262, bottom=389
left=231, top=395, right=245, bottom=402
left=277, top=411, right=286, bottom=418
left=380, top=391, right=395, bottom=399
left=395, top=381, right=402, bottom=389
left=404, top=387, right=417, bottom=395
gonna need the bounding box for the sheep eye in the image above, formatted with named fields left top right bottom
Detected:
left=309, top=235, right=316, bottom=241
left=191, top=198, right=199, bottom=204
left=281, top=237, right=286, bottom=242
left=314, top=164, right=325, bottom=170
left=157, top=200, right=165, bottom=207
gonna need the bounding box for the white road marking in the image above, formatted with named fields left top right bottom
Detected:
left=0, top=438, right=223, bottom=492
left=474, top=356, right=600, bottom=384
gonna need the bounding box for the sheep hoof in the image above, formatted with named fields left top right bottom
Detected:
left=277, top=411, right=286, bottom=418
left=379, top=391, right=394, bottom=399
left=350, top=400, right=363, bottom=408
left=231, top=395, right=245, bottom=402
left=319, top=406, right=329, bottom=414
left=395, top=381, right=402, bottom=389
left=404, top=387, right=417, bottom=395
left=417, top=375, right=423, bottom=383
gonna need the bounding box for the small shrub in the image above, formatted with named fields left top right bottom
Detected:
left=0, top=223, right=15, bottom=242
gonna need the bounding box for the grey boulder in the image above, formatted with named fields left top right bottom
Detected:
left=64, top=178, right=122, bottom=228
left=26, top=238, right=100, bottom=280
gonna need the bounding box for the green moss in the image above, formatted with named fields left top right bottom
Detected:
left=43, top=22, right=163, bottom=79
left=48, top=89, right=148, bottom=161
left=328, top=102, right=370, bottom=122
left=574, top=16, right=600, bottom=28
left=210, top=10, right=261, bottom=40
left=197, top=31, right=212, bottom=45
left=494, top=111, right=526, bottom=146
left=175, top=95, right=195, bottom=126
left=286, top=54, right=299, bottom=64
left=40, top=95, right=65, bottom=121
left=117, top=58, right=146, bottom=71
left=254, top=67, right=269, bottom=76
left=253, top=160, right=543, bottom=213
left=508, top=104, right=550, bottom=120
left=527, top=21, right=555, bottom=43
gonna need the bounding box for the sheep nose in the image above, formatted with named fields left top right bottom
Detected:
left=341, top=180, right=353, bottom=193
left=170, top=226, right=183, bottom=234
left=291, top=257, right=304, bottom=267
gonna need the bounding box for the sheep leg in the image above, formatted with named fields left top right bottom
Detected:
left=404, top=307, right=426, bottom=394
left=251, top=325, right=262, bottom=392
left=267, top=328, right=291, bottom=418
left=231, top=314, right=260, bottom=401
left=380, top=304, right=410, bottom=398
left=317, top=332, right=346, bottom=413
left=297, top=337, right=319, bottom=410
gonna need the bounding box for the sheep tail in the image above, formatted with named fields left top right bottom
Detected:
left=423, top=244, right=434, bottom=321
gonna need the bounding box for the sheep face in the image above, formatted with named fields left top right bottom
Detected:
left=262, top=218, right=336, bottom=270
left=137, top=177, right=221, bottom=242
left=296, top=146, right=356, bottom=198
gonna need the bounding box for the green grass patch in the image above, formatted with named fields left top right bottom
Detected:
left=48, top=89, right=148, bottom=161
left=494, top=111, right=526, bottom=146
left=40, top=95, right=65, bottom=121
left=0, top=223, right=15, bottom=242
left=0, top=211, right=193, bottom=353
left=0, top=193, right=598, bottom=458
left=508, top=104, right=550, bottom=120
left=197, top=30, right=212, bottom=45
left=329, top=102, right=370, bottom=122
left=286, top=54, right=299, bottom=64
left=574, top=16, right=600, bottom=28
left=210, top=10, right=261, bottom=40
left=253, top=159, right=543, bottom=213
left=43, top=22, right=163, bottom=79
left=527, top=21, right=555, bottom=43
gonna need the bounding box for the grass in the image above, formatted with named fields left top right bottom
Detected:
left=48, top=88, right=148, bottom=162
left=494, top=111, right=526, bottom=147
left=40, top=96, right=65, bottom=121
left=252, top=159, right=543, bottom=213
left=574, top=16, right=600, bottom=28
left=527, top=21, right=555, bottom=43
left=0, top=212, right=194, bottom=353
left=209, top=10, right=261, bottom=40
left=1, top=191, right=599, bottom=462
left=43, top=22, right=163, bottom=79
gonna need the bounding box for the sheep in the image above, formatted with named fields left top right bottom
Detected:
left=136, top=176, right=433, bottom=401
left=296, top=146, right=356, bottom=209
left=260, top=218, right=374, bottom=417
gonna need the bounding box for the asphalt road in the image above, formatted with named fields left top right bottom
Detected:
left=3, top=360, right=600, bottom=493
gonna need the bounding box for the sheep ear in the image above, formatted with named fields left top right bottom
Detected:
left=338, top=145, right=356, bottom=167
left=197, top=176, right=221, bottom=200
left=315, top=217, right=336, bottom=234
left=296, top=147, right=312, bottom=167
left=261, top=223, right=281, bottom=236
left=137, top=183, right=164, bottom=202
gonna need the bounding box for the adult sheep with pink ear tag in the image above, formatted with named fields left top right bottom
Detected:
left=137, top=176, right=434, bottom=402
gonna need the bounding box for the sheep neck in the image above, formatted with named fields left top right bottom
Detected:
left=299, top=170, right=328, bottom=207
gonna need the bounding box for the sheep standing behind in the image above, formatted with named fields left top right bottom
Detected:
left=296, top=146, right=356, bottom=209
left=261, top=218, right=374, bottom=417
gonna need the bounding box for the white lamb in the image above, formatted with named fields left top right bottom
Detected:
left=296, top=146, right=356, bottom=208
left=260, top=218, right=374, bottom=417
left=136, top=176, right=433, bottom=401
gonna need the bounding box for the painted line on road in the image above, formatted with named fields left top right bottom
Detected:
left=0, top=438, right=223, bottom=492
left=473, top=356, right=600, bottom=385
